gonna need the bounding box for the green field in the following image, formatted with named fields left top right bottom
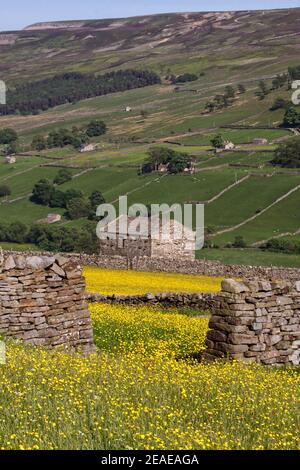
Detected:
left=197, top=248, right=300, bottom=268
left=177, top=128, right=291, bottom=146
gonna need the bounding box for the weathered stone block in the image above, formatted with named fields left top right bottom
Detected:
left=265, top=334, right=282, bottom=347
left=228, top=333, right=258, bottom=345
left=207, top=330, right=227, bottom=342
left=217, top=342, right=249, bottom=354
left=221, top=279, right=249, bottom=294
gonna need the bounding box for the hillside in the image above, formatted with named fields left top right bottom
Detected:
left=0, top=8, right=300, bottom=267
left=0, top=9, right=299, bottom=83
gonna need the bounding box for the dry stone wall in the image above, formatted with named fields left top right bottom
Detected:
left=203, top=279, right=300, bottom=366
left=3, top=250, right=300, bottom=281
left=0, top=253, right=95, bottom=353
left=86, top=291, right=215, bottom=310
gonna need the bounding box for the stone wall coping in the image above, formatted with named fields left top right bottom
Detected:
left=2, top=249, right=300, bottom=281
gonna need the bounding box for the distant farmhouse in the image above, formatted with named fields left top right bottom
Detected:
left=37, top=214, right=62, bottom=225
left=5, top=156, right=16, bottom=164
left=215, top=140, right=235, bottom=153
left=223, top=140, right=235, bottom=150
left=80, top=143, right=101, bottom=153
left=157, top=162, right=196, bottom=174
left=99, top=215, right=196, bottom=260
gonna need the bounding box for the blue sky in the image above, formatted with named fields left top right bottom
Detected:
left=1, top=0, right=299, bottom=31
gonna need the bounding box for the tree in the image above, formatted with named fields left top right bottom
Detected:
left=54, top=168, right=73, bottom=185
left=233, top=236, right=247, bottom=248
left=89, top=191, right=105, bottom=210
left=5, top=142, right=18, bottom=155
left=211, top=134, right=224, bottom=150
left=30, top=179, right=54, bottom=206
left=6, top=221, right=28, bottom=244
left=224, top=86, right=235, bottom=98
left=271, top=138, right=300, bottom=168
left=288, top=65, right=300, bottom=80
left=282, top=107, right=300, bottom=127
left=168, top=154, right=190, bottom=174
left=272, top=74, right=288, bottom=90
left=88, top=191, right=106, bottom=220
left=64, top=189, right=84, bottom=204
left=66, top=197, right=91, bottom=220
left=0, top=128, right=17, bottom=145
left=256, top=81, right=269, bottom=100
left=31, top=135, right=47, bottom=151
left=86, top=120, right=107, bottom=137
left=142, top=147, right=190, bottom=174
left=0, top=185, right=11, bottom=198
left=49, top=190, right=66, bottom=208
left=270, top=98, right=289, bottom=111
left=237, top=84, right=246, bottom=94
left=147, top=147, right=174, bottom=166
left=171, top=73, right=198, bottom=84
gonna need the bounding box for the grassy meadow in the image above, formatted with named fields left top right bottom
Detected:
left=84, top=267, right=223, bottom=295
left=1, top=300, right=300, bottom=450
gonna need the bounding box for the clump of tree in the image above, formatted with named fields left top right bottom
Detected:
left=271, top=73, right=289, bottom=90
left=261, top=238, right=300, bottom=255
left=271, top=138, right=300, bottom=168
left=0, top=220, right=99, bottom=254
left=0, top=128, right=19, bottom=156
left=0, top=128, right=18, bottom=145
left=53, top=169, right=73, bottom=185
left=270, top=97, right=290, bottom=111
left=225, top=236, right=247, bottom=249
left=288, top=65, right=300, bottom=81
left=140, top=147, right=192, bottom=175
left=237, top=84, right=246, bottom=94
left=30, top=178, right=106, bottom=220
left=256, top=80, right=270, bottom=100
left=0, top=185, right=11, bottom=198
left=205, top=86, right=236, bottom=113
left=282, top=107, right=300, bottom=128
left=232, top=236, right=247, bottom=248
left=86, top=120, right=107, bottom=137
left=31, top=120, right=106, bottom=151
left=211, top=134, right=225, bottom=150
left=171, top=73, right=198, bottom=84
left=0, top=70, right=161, bottom=116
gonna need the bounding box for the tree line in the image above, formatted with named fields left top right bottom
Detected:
left=0, top=221, right=99, bottom=254
left=261, top=238, right=300, bottom=255
left=0, top=70, right=161, bottom=115
left=271, top=138, right=300, bottom=168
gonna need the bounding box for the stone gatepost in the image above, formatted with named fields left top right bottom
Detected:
left=203, top=278, right=300, bottom=366
left=0, top=253, right=96, bottom=353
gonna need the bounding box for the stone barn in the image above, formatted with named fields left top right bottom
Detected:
left=99, top=215, right=196, bottom=260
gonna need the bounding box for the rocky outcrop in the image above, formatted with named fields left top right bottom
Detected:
left=0, top=253, right=95, bottom=353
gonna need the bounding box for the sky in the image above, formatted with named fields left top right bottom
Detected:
left=1, top=0, right=299, bottom=31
